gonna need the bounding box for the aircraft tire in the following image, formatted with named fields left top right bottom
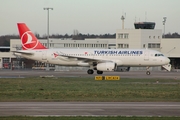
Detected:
left=97, top=70, right=103, bottom=74
left=87, top=69, right=94, bottom=74
left=146, top=71, right=150, bottom=75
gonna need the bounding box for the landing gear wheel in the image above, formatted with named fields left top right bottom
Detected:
left=97, top=70, right=103, bottom=74
left=146, top=71, right=150, bottom=75
left=87, top=69, right=94, bottom=74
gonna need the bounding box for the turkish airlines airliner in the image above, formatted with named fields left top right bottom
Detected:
left=14, top=23, right=171, bottom=75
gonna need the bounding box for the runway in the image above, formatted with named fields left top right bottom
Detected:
left=0, top=69, right=180, bottom=79
left=0, top=102, right=180, bottom=116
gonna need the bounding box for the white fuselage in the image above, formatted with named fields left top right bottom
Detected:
left=14, top=49, right=170, bottom=67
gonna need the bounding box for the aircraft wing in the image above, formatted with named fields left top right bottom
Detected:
left=57, top=53, right=112, bottom=63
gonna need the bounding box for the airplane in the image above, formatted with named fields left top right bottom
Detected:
left=14, top=23, right=171, bottom=75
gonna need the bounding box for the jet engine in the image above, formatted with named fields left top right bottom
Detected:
left=96, top=62, right=117, bottom=71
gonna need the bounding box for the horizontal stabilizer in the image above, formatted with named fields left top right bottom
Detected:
left=13, top=50, right=34, bottom=55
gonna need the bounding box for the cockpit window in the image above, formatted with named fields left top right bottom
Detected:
left=155, top=54, right=164, bottom=57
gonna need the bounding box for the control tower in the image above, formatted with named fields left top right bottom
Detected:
left=134, top=22, right=155, bottom=29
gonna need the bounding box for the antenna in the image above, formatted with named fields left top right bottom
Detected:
left=134, top=16, right=136, bottom=22
left=121, top=12, right=126, bottom=29
left=163, top=17, right=167, bottom=38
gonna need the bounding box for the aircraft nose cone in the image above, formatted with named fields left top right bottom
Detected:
left=165, top=57, right=170, bottom=64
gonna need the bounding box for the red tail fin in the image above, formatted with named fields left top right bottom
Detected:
left=17, top=23, right=47, bottom=50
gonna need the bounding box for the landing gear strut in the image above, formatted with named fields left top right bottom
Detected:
left=87, top=69, right=94, bottom=74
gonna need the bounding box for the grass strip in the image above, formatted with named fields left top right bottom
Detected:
left=0, top=77, right=180, bottom=102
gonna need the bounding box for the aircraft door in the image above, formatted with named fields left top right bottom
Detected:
left=42, top=51, right=47, bottom=60
left=144, top=50, right=149, bottom=61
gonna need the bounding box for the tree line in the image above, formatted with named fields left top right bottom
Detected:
left=0, top=32, right=180, bottom=46
left=0, top=33, right=116, bottom=46
left=164, top=32, right=180, bottom=38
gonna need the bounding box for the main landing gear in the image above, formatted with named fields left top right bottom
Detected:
left=146, top=71, right=150, bottom=75
left=97, top=70, right=103, bottom=74
left=87, top=69, right=103, bottom=74
left=87, top=69, right=94, bottom=74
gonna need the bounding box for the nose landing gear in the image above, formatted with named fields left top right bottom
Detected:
left=146, top=67, right=150, bottom=75
left=146, top=71, right=150, bottom=75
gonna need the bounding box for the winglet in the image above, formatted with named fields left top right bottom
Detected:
left=17, top=23, right=47, bottom=50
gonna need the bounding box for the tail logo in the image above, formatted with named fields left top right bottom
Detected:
left=21, top=31, right=38, bottom=50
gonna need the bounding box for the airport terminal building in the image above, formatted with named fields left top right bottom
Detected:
left=1, top=22, right=180, bottom=71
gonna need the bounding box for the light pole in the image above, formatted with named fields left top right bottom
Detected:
left=44, top=7, right=53, bottom=71
left=163, top=17, right=167, bottom=38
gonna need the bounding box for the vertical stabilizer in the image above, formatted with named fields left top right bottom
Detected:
left=17, top=23, right=47, bottom=50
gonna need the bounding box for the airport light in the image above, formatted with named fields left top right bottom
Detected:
left=44, top=7, right=53, bottom=71
left=163, top=17, right=167, bottom=38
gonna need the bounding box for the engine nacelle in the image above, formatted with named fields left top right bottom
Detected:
left=96, top=62, right=117, bottom=71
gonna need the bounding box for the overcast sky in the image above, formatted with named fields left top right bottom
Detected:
left=0, top=0, right=180, bottom=36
